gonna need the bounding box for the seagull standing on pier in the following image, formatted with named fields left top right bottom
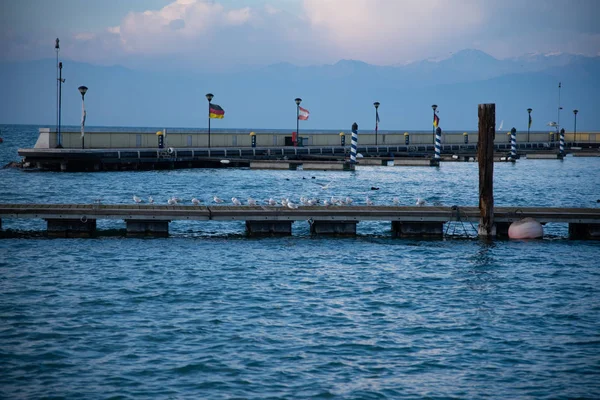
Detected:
left=148, top=196, right=154, bottom=204
left=213, top=196, right=224, bottom=203
left=167, top=198, right=177, bottom=205
left=232, top=197, right=242, bottom=206
left=191, top=198, right=201, bottom=205
left=247, top=197, right=257, bottom=205
left=366, top=196, right=374, bottom=206
left=416, top=198, right=426, bottom=206
left=133, top=195, right=143, bottom=203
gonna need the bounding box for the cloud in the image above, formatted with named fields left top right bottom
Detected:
left=2, top=0, right=599, bottom=69
left=302, top=0, right=486, bottom=63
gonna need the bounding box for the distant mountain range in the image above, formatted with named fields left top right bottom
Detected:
left=1, top=49, right=598, bottom=131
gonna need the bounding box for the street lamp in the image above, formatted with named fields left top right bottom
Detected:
left=373, top=101, right=380, bottom=146
left=527, top=108, right=532, bottom=142
left=573, top=109, right=579, bottom=143
left=55, top=38, right=65, bottom=148
left=431, top=104, right=438, bottom=144
left=557, top=82, right=562, bottom=131
left=78, top=86, right=88, bottom=149
left=295, top=97, right=302, bottom=138
left=206, top=93, right=214, bottom=148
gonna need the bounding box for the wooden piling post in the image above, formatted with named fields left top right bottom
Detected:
left=478, top=103, right=496, bottom=237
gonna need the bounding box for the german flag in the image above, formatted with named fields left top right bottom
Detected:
left=433, top=113, right=439, bottom=128
left=209, top=104, right=225, bottom=119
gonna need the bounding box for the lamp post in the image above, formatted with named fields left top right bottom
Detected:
left=573, top=109, right=578, bottom=143
left=78, top=86, right=88, bottom=149
left=373, top=101, right=380, bottom=146
left=431, top=104, right=438, bottom=144
left=206, top=93, right=213, bottom=148
left=295, top=97, right=302, bottom=138
left=55, top=38, right=65, bottom=148
left=527, top=108, right=532, bottom=143
left=557, top=82, right=562, bottom=131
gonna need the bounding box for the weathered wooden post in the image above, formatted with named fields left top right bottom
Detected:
left=478, top=103, right=496, bottom=237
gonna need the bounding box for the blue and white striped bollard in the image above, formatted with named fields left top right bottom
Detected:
left=559, top=128, right=565, bottom=156
left=434, top=127, right=441, bottom=160
left=510, top=127, right=517, bottom=160
left=350, top=122, right=358, bottom=164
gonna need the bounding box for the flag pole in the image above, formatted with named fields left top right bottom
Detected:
left=295, top=98, right=302, bottom=141
left=206, top=93, right=214, bottom=148
left=374, top=102, right=380, bottom=146
left=431, top=104, right=438, bottom=145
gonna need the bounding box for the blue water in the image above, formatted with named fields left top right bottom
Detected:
left=1, top=124, right=600, bottom=399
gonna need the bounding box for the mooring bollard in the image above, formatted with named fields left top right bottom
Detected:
left=157, top=130, right=164, bottom=148
left=463, top=132, right=468, bottom=144
left=340, top=132, right=345, bottom=146
left=434, top=127, right=441, bottom=159
left=559, top=128, right=565, bottom=156
left=510, top=127, right=517, bottom=159
left=250, top=131, right=256, bottom=148
left=350, top=122, right=358, bottom=164
left=404, top=132, right=409, bottom=145
left=549, top=132, right=554, bottom=143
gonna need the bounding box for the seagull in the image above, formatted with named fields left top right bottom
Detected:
left=392, top=197, right=399, bottom=205
left=268, top=198, right=277, bottom=206
left=232, top=197, right=242, bottom=206
left=323, top=199, right=330, bottom=206
left=287, top=201, right=299, bottom=209
left=416, top=198, right=426, bottom=206
left=167, top=198, right=177, bottom=205
left=345, top=197, right=353, bottom=205
left=191, top=198, right=201, bottom=205
left=247, top=197, right=257, bottom=205
left=133, top=195, right=143, bottom=203
left=213, top=196, right=224, bottom=203
left=148, top=196, right=154, bottom=204
left=547, top=121, right=558, bottom=127
left=366, top=196, right=374, bottom=206
left=315, top=182, right=333, bottom=190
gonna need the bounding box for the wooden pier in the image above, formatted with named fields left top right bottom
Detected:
left=1, top=204, right=599, bottom=239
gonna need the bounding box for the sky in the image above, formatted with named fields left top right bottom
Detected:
left=1, top=0, right=599, bottom=71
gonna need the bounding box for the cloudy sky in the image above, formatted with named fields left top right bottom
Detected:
left=1, top=0, right=599, bottom=71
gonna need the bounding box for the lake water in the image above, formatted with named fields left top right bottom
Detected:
left=1, top=124, right=599, bottom=399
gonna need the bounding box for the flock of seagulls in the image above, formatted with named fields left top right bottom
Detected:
left=133, top=194, right=428, bottom=207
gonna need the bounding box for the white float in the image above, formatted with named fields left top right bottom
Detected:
left=508, top=217, right=543, bottom=239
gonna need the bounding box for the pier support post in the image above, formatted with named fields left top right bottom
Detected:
left=245, top=221, right=292, bottom=236
left=392, top=221, right=444, bottom=238
left=569, top=223, right=600, bottom=240
left=46, top=218, right=97, bottom=238
left=478, top=103, right=496, bottom=238
left=126, top=219, right=169, bottom=237
left=309, top=220, right=357, bottom=235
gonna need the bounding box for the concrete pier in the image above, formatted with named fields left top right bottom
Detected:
left=246, top=221, right=292, bottom=236
left=46, top=218, right=97, bottom=238
left=309, top=220, right=357, bottom=235
left=392, top=221, right=444, bottom=238
left=393, top=159, right=440, bottom=167
left=126, top=220, right=169, bottom=237
left=527, top=153, right=564, bottom=159
left=569, top=223, right=600, bottom=240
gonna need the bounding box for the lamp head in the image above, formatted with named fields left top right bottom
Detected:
left=431, top=104, right=437, bottom=112
left=527, top=108, right=532, bottom=113
left=55, top=38, right=60, bottom=49
left=205, top=93, right=214, bottom=102
left=295, top=98, right=302, bottom=105
left=573, top=109, right=578, bottom=115
left=78, top=86, right=88, bottom=98
left=373, top=101, right=380, bottom=109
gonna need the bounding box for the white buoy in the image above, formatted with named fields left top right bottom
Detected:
left=508, top=217, right=543, bottom=239
left=220, top=159, right=230, bottom=164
